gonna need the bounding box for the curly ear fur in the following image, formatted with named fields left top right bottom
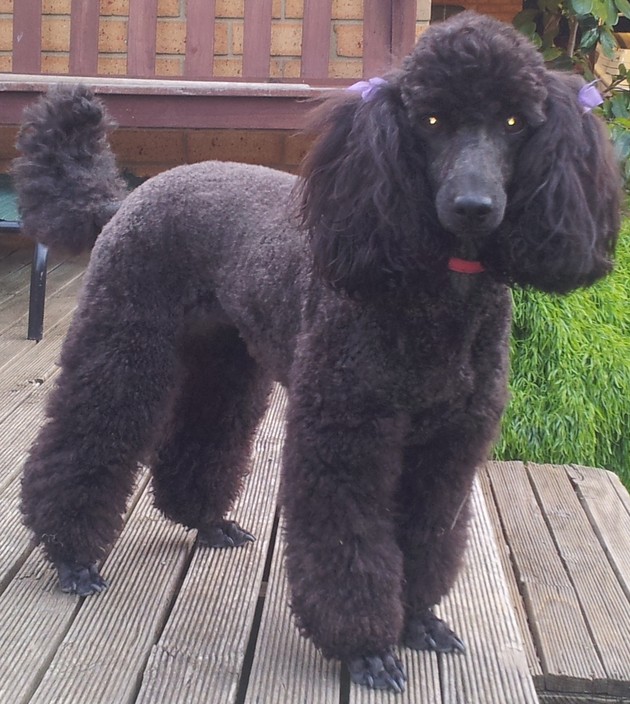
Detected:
left=11, top=84, right=126, bottom=254
left=488, top=71, right=621, bottom=293
left=298, top=85, right=442, bottom=298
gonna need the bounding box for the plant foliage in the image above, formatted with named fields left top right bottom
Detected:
left=515, top=0, right=630, bottom=186
left=495, top=225, right=630, bottom=487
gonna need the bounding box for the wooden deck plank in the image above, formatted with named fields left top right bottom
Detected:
left=347, top=647, right=441, bottom=703
left=478, top=466, right=543, bottom=685
left=243, top=520, right=342, bottom=704
left=1, top=256, right=630, bottom=703
left=0, top=319, right=67, bottom=425
left=0, top=550, right=84, bottom=704
left=438, top=479, right=539, bottom=704
left=0, top=472, right=149, bottom=704
left=539, top=695, right=625, bottom=704
left=486, top=461, right=606, bottom=695
left=0, top=276, right=82, bottom=372
left=0, top=420, right=45, bottom=589
left=527, top=464, right=630, bottom=697
left=0, top=377, right=48, bottom=490
left=0, top=246, right=31, bottom=299
left=136, top=386, right=287, bottom=703
left=0, top=252, right=86, bottom=356
left=0, top=476, right=35, bottom=591
left=348, top=650, right=442, bottom=704
left=27, top=483, right=195, bottom=704
left=566, top=465, right=630, bottom=602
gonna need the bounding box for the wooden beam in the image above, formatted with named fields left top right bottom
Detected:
left=0, top=77, right=328, bottom=130
left=184, top=0, right=216, bottom=79
left=301, top=0, right=332, bottom=81
left=391, top=0, right=418, bottom=63
left=69, top=0, right=100, bottom=76
left=362, top=0, right=392, bottom=78
left=242, top=0, right=273, bottom=80
left=127, top=0, right=158, bottom=77
left=12, top=0, right=42, bottom=74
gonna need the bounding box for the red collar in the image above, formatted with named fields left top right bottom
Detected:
left=448, top=258, right=486, bottom=274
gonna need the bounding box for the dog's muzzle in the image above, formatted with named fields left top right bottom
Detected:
left=433, top=130, right=509, bottom=243
left=436, top=177, right=507, bottom=241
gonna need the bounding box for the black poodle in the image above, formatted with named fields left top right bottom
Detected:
left=13, top=12, right=620, bottom=693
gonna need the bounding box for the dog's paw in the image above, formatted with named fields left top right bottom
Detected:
left=404, top=609, right=465, bottom=653
left=57, top=562, right=108, bottom=596
left=198, top=520, right=255, bottom=549
left=347, top=647, right=406, bottom=693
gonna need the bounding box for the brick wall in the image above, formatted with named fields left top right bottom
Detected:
left=0, top=0, right=431, bottom=79
left=0, top=1, right=522, bottom=77
left=0, top=0, right=523, bottom=175
left=0, top=121, right=312, bottom=177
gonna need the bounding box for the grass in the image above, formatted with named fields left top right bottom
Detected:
left=495, top=221, right=630, bottom=489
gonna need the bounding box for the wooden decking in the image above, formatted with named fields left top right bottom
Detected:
left=1, top=240, right=629, bottom=704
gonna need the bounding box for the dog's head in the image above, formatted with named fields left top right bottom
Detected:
left=299, top=11, right=620, bottom=298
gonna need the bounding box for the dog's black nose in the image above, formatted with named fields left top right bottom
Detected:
left=453, top=194, right=494, bottom=219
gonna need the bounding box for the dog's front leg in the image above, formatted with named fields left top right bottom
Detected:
left=397, top=395, right=505, bottom=654
left=396, top=437, right=477, bottom=654
left=281, top=385, right=407, bottom=693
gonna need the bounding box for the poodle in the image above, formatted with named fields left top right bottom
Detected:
left=13, top=11, right=620, bottom=693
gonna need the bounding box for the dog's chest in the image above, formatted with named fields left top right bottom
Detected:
left=386, top=307, right=482, bottom=409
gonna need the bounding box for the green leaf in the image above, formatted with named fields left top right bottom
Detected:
left=513, top=9, right=540, bottom=27
left=571, top=0, right=594, bottom=13
left=518, top=21, right=540, bottom=40
left=580, top=27, right=601, bottom=51
left=592, top=0, right=619, bottom=24
left=611, top=91, right=630, bottom=117
left=606, top=0, right=621, bottom=25
left=615, top=0, right=630, bottom=18
left=542, top=46, right=564, bottom=60
left=599, top=27, right=620, bottom=56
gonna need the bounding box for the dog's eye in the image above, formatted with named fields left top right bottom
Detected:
left=422, top=115, right=441, bottom=129
left=504, top=115, right=525, bottom=134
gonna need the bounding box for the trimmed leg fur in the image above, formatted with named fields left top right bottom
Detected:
left=281, top=371, right=407, bottom=683
left=396, top=425, right=494, bottom=654
left=20, top=239, right=183, bottom=591
left=151, top=324, right=271, bottom=543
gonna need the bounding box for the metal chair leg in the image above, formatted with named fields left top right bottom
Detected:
left=27, top=242, right=49, bottom=341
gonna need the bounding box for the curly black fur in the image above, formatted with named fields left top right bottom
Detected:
left=16, top=12, right=620, bottom=694
left=11, top=84, right=126, bottom=254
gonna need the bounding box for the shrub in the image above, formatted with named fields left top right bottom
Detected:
left=515, top=0, right=630, bottom=187
left=495, top=223, right=630, bottom=487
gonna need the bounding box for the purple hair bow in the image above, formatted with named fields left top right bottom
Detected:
left=347, top=76, right=387, bottom=101
left=578, top=80, right=604, bottom=113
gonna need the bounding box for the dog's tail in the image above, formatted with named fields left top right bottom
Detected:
left=11, top=84, right=126, bottom=254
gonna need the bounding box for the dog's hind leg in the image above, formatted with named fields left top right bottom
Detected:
left=150, top=324, right=271, bottom=545
left=20, top=291, right=182, bottom=596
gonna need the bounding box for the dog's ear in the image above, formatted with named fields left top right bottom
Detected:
left=298, top=84, right=435, bottom=298
left=495, top=71, right=620, bottom=293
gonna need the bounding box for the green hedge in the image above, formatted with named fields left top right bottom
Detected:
left=495, top=223, right=630, bottom=488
